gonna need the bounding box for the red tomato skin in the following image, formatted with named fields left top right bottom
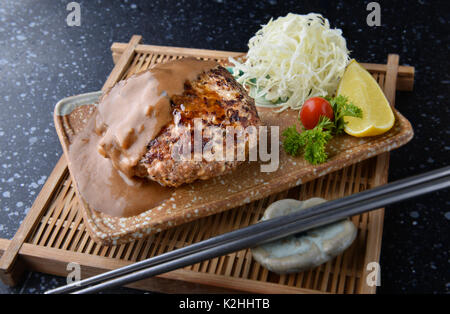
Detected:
left=300, top=97, right=334, bottom=130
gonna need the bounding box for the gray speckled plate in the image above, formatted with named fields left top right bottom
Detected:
left=54, top=91, right=102, bottom=116
left=54, top=91, right=413, bottom=245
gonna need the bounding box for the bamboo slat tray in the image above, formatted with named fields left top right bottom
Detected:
left=54, top=53, right=412, bottom=245
left=0, top=35, right=415, bottom=293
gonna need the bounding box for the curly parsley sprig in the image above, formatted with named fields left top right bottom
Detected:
left=282, top=95, right=363, bottom=165
left=282, top=117, right=333, bottom=165
left=326, top=95, right=363, bottom=134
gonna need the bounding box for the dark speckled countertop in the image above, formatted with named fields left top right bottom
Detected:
left=0, top=0, right=448, bottom=294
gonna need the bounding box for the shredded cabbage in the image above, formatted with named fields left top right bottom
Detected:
left=229, top=13, right=350, bottom=111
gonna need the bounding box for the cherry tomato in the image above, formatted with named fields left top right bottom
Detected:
left=300, top=97, right=334, bottom=130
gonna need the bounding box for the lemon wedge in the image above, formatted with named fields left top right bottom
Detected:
left=337, top=59, right=395, bottom=137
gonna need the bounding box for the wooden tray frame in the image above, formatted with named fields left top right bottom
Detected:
left=0, top=35, right=415, bottom=293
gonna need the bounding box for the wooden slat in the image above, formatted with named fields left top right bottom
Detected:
left=111, top=42, right=244, bottom=59
left=102, top=35, right=142, bottom=91
left=383, top=54, right=400, bottom=106
left=359, top=54, right=399, bottom=294
left=17, top=242, right=323, bottom=294
left=30, top=174, right=71, bottom=245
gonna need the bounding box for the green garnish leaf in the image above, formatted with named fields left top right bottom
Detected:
left=282, top=95, right=363, bottom=165
left=302, top=118, right=333, bottom=165
left=326, top=95, right=363, bottom=134
left=282, top=126, right=304, bottom=156
left=282, top=117, right=333, bottom=164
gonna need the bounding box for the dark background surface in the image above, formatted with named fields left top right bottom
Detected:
left=0, top=0, right=448, bottom=294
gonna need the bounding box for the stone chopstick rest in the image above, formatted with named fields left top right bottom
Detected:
left=251, top=198, right=357, bottom=274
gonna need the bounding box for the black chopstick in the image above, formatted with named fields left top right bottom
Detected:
left=46, top=166, right=450, bottom=294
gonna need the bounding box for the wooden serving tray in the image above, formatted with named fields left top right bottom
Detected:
left=56, top=44, right=412, bottom=246
left=0, top=35, right=415, bottom=293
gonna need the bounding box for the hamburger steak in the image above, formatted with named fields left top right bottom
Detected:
left=136, top=65, right=261, bottom=187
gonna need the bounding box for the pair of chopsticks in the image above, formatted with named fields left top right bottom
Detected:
left=46, top=166, right=450, bottom=294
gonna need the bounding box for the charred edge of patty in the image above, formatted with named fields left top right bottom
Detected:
left=141, top=65, right=260, bottom=166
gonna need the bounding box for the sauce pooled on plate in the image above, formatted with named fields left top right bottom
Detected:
left=68, top=58, right=218, bottom=217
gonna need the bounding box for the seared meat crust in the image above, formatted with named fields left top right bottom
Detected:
left=138, top=65, right=261, bottom=187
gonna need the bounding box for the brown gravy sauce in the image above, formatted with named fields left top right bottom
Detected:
left=68, top=58, right=218, bottom=218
